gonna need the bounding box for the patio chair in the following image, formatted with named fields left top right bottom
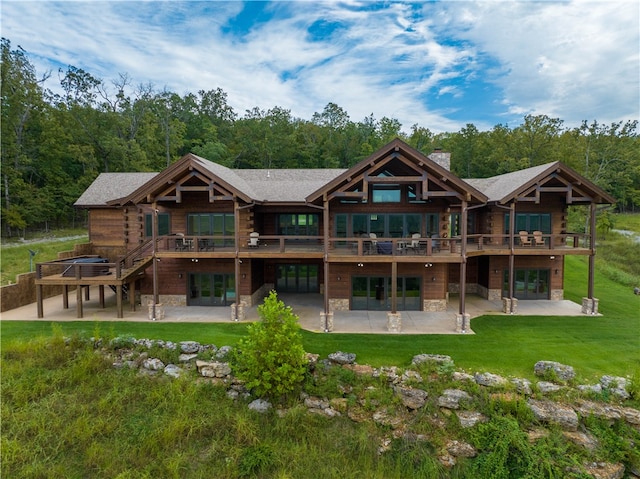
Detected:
left=249, top=232, right=260, bottom=248
left=431, top=233, right=441, bottom=253
left=175, top=233, right=187, bottom=251
left=519, top=231, right=532, bottom=247
left=533, top=231, right=546, bottom=247
left=199, top=238, right=214, bottom=251
left=368, top=233, right=378, bottom=254
left=408, top=233, right=422, bottom=254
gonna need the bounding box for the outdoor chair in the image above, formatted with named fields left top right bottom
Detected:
left=408, top=233, right=422, bottom=254
left=198, top=238, right=214, bottom=251
left=175, top=234, right=187, bottom=251
left=533, top=231, right=546, bottom=247
left=249, top=232, right=260, bottom=248
left=367, top=233, right=378, bottom=254
left=431, top=233, right=441, bottom=253
left=519, top=231, right=532, bottom=247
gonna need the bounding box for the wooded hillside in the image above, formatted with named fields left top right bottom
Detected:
left=2, top=38, right=639, bottom=236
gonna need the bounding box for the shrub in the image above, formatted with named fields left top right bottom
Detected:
left=232, top=291, right=307, bottom=402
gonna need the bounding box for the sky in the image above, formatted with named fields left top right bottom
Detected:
left=1, top=0, right=638, bottom=133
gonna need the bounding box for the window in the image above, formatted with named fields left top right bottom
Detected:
left=449, top=212, right=476, bottom=236
left=145, top=213, right=170, bottom=237
left=372, top=185, right=401, bottom=203
left=345, top=213, right=422, bottom=237
left=187, top=213, right=235, bottom=245
left=278, top=214, right=319, bottom=235
left=505, top=213, right=551, bottom=233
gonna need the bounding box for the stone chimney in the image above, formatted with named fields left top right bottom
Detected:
left=429, top=148, right=450, bottom=171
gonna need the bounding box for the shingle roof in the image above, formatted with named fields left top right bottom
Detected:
left=234, top=169, right=346, bottom=202
left=74, top=172, right=158, bottom=206
left=464, top=162, right=558, bottom=203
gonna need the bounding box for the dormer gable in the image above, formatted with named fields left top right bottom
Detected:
left=305, top=138, right=487, bottom=205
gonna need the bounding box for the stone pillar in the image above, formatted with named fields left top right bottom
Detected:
left=148, top=303, right=165, bottom=321
left=502, top=297, right=518, bottom=314
left=456, top=313, right=471, bottom=333
left=320, top=312, right=334, bottom=332
left=387, top=312, right=402, bottom=332
left=581, top=297, right=599, bottom=315
left=231, top=301, right=247, bottom=321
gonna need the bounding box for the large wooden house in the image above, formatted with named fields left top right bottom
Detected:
left=36, top=139, right=614, bottom=325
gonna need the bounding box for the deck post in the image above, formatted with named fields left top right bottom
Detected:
left=36, top=283, right=44, bottom=318
left=116, top=285, right=123, bottom=318
left=76, top=283, right=83, bottom=318
left=508, top=203, right=516, bottom=313
left=391, top=261, right=398, bottom=314
left=62, top=285, right=69, bottom=309
left=99, top=285, right=105, bottom=308
left=459, top=201, right=468, bottom=316
left=129, top=281, right=136, bottom=311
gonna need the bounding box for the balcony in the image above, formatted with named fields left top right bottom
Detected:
left=151, top=232, right=592, bottom=259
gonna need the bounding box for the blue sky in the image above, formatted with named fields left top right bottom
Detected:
left=2, top=1, right=638, bottom=132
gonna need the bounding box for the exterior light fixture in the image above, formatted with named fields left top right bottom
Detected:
left=357, top=263, right=364, bottom=267
left=549, top=256, right=555, bottom=260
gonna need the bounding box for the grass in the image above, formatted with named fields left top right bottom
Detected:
left=2, top=253, right=638, bottom=381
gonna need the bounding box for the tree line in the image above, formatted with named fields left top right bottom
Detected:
left=2, top=38, right=639, bottom=236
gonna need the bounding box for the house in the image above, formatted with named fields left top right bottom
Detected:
left=35, top=138, right=615, bottom=325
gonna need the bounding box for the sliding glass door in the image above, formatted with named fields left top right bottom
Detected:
left=351, top=276, right=421, bottom=310
left=189, top=273, right=235, bottom=306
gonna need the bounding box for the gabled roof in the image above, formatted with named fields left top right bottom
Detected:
left=305, top=138, right=487, bottom=204
left=235, top=169, right=346, bottom=203
left=74, top=172, right=158, bottom=207
left=465, top=162, right=616, bottom=205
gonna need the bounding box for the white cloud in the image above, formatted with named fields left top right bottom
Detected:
left=1, top=0, right=637, bottom=132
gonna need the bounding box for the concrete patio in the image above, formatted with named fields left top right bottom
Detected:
left=0, top=288, right=591, bottom=335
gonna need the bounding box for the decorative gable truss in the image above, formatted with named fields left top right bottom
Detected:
left=152, top=169, right=234, bottom=204
left=317, top=140, right=485, bottom=204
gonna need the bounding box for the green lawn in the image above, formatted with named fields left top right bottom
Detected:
left=2, top=256, right=638, bottom=381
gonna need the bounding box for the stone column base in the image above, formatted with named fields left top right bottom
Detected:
left=502, top=297, right=518, bottom=314
left=456, top=313, right=471, bottom=333
left=231, top=302, right=247, bottom=321
left=581, top=297, right=599, bottom=315
left=148, top=303, right=165, bottom=321
left=320, top=312, right=334, bottom=332
left=387, top=312, right=402, bottom=332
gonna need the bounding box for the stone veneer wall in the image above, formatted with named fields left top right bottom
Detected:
left=550, top=289, right=564, bottom=301
left=448, top=282, right=479, bottom=294
left=329, top=298, right=350, bottom=311
left=142, top=294, right=185, bottom=307
left=423, top=299, right=447, bottom=311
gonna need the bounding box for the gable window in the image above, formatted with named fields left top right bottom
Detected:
left=145, top=212, right=170, bottom=237
left=449, top=212, right=476, bottom=236
left=372, top=184, right=401, bottom=203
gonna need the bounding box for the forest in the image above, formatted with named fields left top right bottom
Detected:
left=2, top=38, right=639, bottom=237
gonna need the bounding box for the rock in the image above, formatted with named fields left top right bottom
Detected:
left=372, top=409, right=404, bottom=428
left=562, top=430, right=598, bottom=451
left=401, top=370, right=423, bottom=383
left=142, top=358, right=165, bottom=371
left=537, top=381, right=564, bottom=393
left=528, top=399, right=579, bottom=431
left=394, top=386, right=428, bottom=410
left=527, top=427, right=550, bottom=443
left=373, top=366, right=400, bottom=383
left=438, top=389, right=472, bottom=410
left=196, top=360, right=231, bottom=378
left=474, top=372, right=507, bottom=387
left=304, top=396, right=330, bottom=410
left=452, top=371, right=474, bottom=382
left=534, top=361, right=575, bottom=382
left=163, top=364, right=183, bottom=378
left=216, top=345, right=233, bottom=359
left=577, top=384, right=603, bottom=394
left=583, top=462, right=625, bottom=479
left=328, top=351, right=356, bottom=365
left=511, top=377, right=533, bottom=396
left=411, top=354, right=453, bottom=366
left=574, top=400, right=622, bottom=423
left=179, top=341, right=201, bottom=354
left=455, top=410, right=488, bottom=428
left=178, top=353, right=198, bottom=362
left=600, top=376, right=630, bottom=400
left=446, top=440, right=477, bottom=458
left=344, top=364, right=374, bottom=375
left=248, top=399, right=271, bottom=413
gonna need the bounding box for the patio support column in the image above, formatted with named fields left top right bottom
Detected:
left=129, top=281, right=136, bottom=311
left=151, top=201, right=159, bottom=320
left=588, top=201, right=596, bottom=299
left=323, top=195, right=330, bottom=316
left=234, top=200, right=240, bottom=321
left=62, top=285, right=69, bottom=309
left=116, top=285, right=123, bottom=318
left=99, top=285, right=105, bottom=308
left=459, top=200, right=468, bottom=316
left=391, top=261, right=397, bottom=314
left=36, top=284, right=43, bottom=318
left=508, top=202, right=516, bottom=313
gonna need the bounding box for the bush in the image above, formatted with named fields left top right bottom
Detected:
left=232, top=291, right=307, bottom=402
